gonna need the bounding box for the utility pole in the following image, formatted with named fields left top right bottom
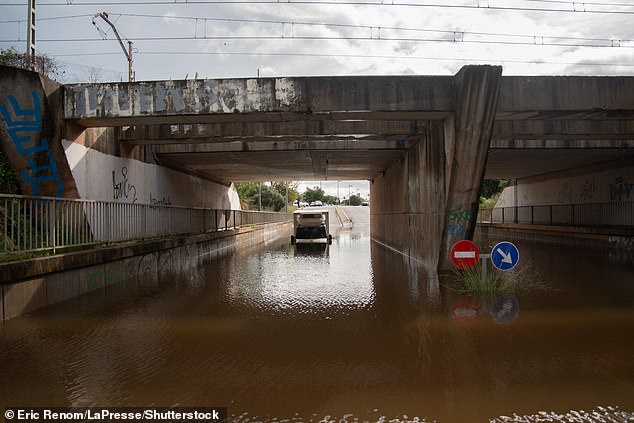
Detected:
left=92, top=12, right=134, bottom=82
left=26, top=0, right=36, bottom=69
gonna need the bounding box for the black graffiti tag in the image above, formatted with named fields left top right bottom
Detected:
left=112, top=166, right=137, bottom=203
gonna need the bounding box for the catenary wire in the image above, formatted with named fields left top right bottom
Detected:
left=1, top=0, right=634, bottom=16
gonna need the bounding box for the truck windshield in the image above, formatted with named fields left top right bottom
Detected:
left=296, top=225, right=327, bottom=239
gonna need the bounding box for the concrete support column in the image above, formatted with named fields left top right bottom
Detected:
left=439, top=65, right=503, bottom=269
left=371, top=65, right=502, bottom=270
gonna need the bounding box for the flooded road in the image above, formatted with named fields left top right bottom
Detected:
left=1, top=206, right=634, bottom=422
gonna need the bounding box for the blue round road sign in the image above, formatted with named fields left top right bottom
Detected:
left=491, top=241, right=520, bottom=271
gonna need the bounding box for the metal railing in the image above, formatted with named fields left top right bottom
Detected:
left=1, top=194, right=291, bottom=255
left=478, top=201, right=634, bottom=228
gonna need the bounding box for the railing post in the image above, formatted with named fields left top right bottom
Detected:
left=531, top=206, right=535, bottom=225
left=51, top=200, right=57, bottom=255
left=549, top=205, right=553, bottom=225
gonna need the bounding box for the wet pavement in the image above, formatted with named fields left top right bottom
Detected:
left=1, top=206, right=633, bottom=422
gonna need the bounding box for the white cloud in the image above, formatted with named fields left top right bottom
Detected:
left=3, top=1, right=634, bottom=79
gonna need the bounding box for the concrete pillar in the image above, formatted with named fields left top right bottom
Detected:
left=439, top=65, right=503, bottom=269
left=371, top=65, right=502, bottom=270
left=0, top=65, right=78, bottom=198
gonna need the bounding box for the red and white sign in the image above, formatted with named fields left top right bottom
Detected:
left=451, top=240, right=479, bottom=269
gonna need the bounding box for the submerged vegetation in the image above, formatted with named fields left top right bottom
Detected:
left=453, top=261, right=541, bottom=298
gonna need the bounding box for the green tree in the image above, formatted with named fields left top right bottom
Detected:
left=480, top=179, right=509, bottom=205
left=303, top=186, right=326, bottom=204
left=349, top=194, right=364, bottom=206
left=260, top=185, right=285, bottom=211
left=270, top=181, right=300, bottom=207
left=323, top=195, right=337, bottom=205
left=234, top=182, right=286, bottom=212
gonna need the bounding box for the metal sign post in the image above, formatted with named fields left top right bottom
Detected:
left=480, top=253, right=491, bottom=281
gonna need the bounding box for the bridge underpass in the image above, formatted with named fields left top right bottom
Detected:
left=4, top=65, right=634, bottom=417
left=62, top=68, right=634, bottom=269
left=3, top=64, right=634, bottom=270
left=63, top=65, right=504, bottom=269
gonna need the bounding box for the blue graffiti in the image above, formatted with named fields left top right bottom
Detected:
left=21, top=152, right=62, bottom=196
left=447, top=203, right=473, bottom=241
left=0, top=93, right=49, bottom=155
left=609, top=176, right=633, bottom=202
left=0, top=92, right=64, bottom=197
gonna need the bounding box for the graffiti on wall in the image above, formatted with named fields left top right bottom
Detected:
left=609, top=176, right=633, bottom=201
left=579, top=179, right=597, bottom=201
left=150, top=192, right=172, bottom=206
left=0, top=92, right=64, bottom=197
left=447, top=203, right=474, bottom=242
left=112, top=166, right=137, bottom=203
left=558, top=182, right=573, bottom=203
left=81, top=266, right=124, bottom=294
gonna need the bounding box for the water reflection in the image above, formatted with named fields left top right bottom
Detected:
left=293, top=242, right=330, bottom=257
left=0, top=212, right=633, bottom=422
left=490, top=295, right=520, bottom=324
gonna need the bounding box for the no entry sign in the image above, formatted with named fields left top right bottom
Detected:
left=451, top=240, right=479, bottom=269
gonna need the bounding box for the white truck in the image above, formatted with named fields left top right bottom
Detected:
left=291, top=209, right=333, bottom=245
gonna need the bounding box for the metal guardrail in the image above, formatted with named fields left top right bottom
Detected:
left=478, top=202, right=634, bottom=227
left=1, top=194, right=291, bottom=255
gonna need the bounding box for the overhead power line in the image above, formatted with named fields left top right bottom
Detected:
left=2, top=0, right=634, bottom=16
left=3, top=11, right=632, bottom=49
left=106, top=12, right=634, bottom=46
left=3, top=34, right=632, bottom=49
left=0, top=14, right=94, bottom=23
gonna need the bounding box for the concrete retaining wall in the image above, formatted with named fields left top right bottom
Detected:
left=1, top=221, right=292, bottom=320
left=63, top=139, right=240, bottom=208
left=497, top=161, right=634, bottom=207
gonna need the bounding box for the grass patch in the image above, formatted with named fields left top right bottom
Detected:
left=455, top=265, right=502, bottom=297
left=454, top=261, right=542, bottom=298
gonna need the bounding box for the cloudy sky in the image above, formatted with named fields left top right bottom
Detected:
left=2, top=0, right=634, bottom=81
left=2, top=0, right=633, bottom=197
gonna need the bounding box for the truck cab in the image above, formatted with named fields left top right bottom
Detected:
left=291, top=209, right=333, bottom=244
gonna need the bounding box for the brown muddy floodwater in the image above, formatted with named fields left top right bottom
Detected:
left=1, top=207, right=634, bottom=422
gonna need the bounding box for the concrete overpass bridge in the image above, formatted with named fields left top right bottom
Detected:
left=66, top=74, right=634, bottom=184
left=2, top=65, right=634, bottom=270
